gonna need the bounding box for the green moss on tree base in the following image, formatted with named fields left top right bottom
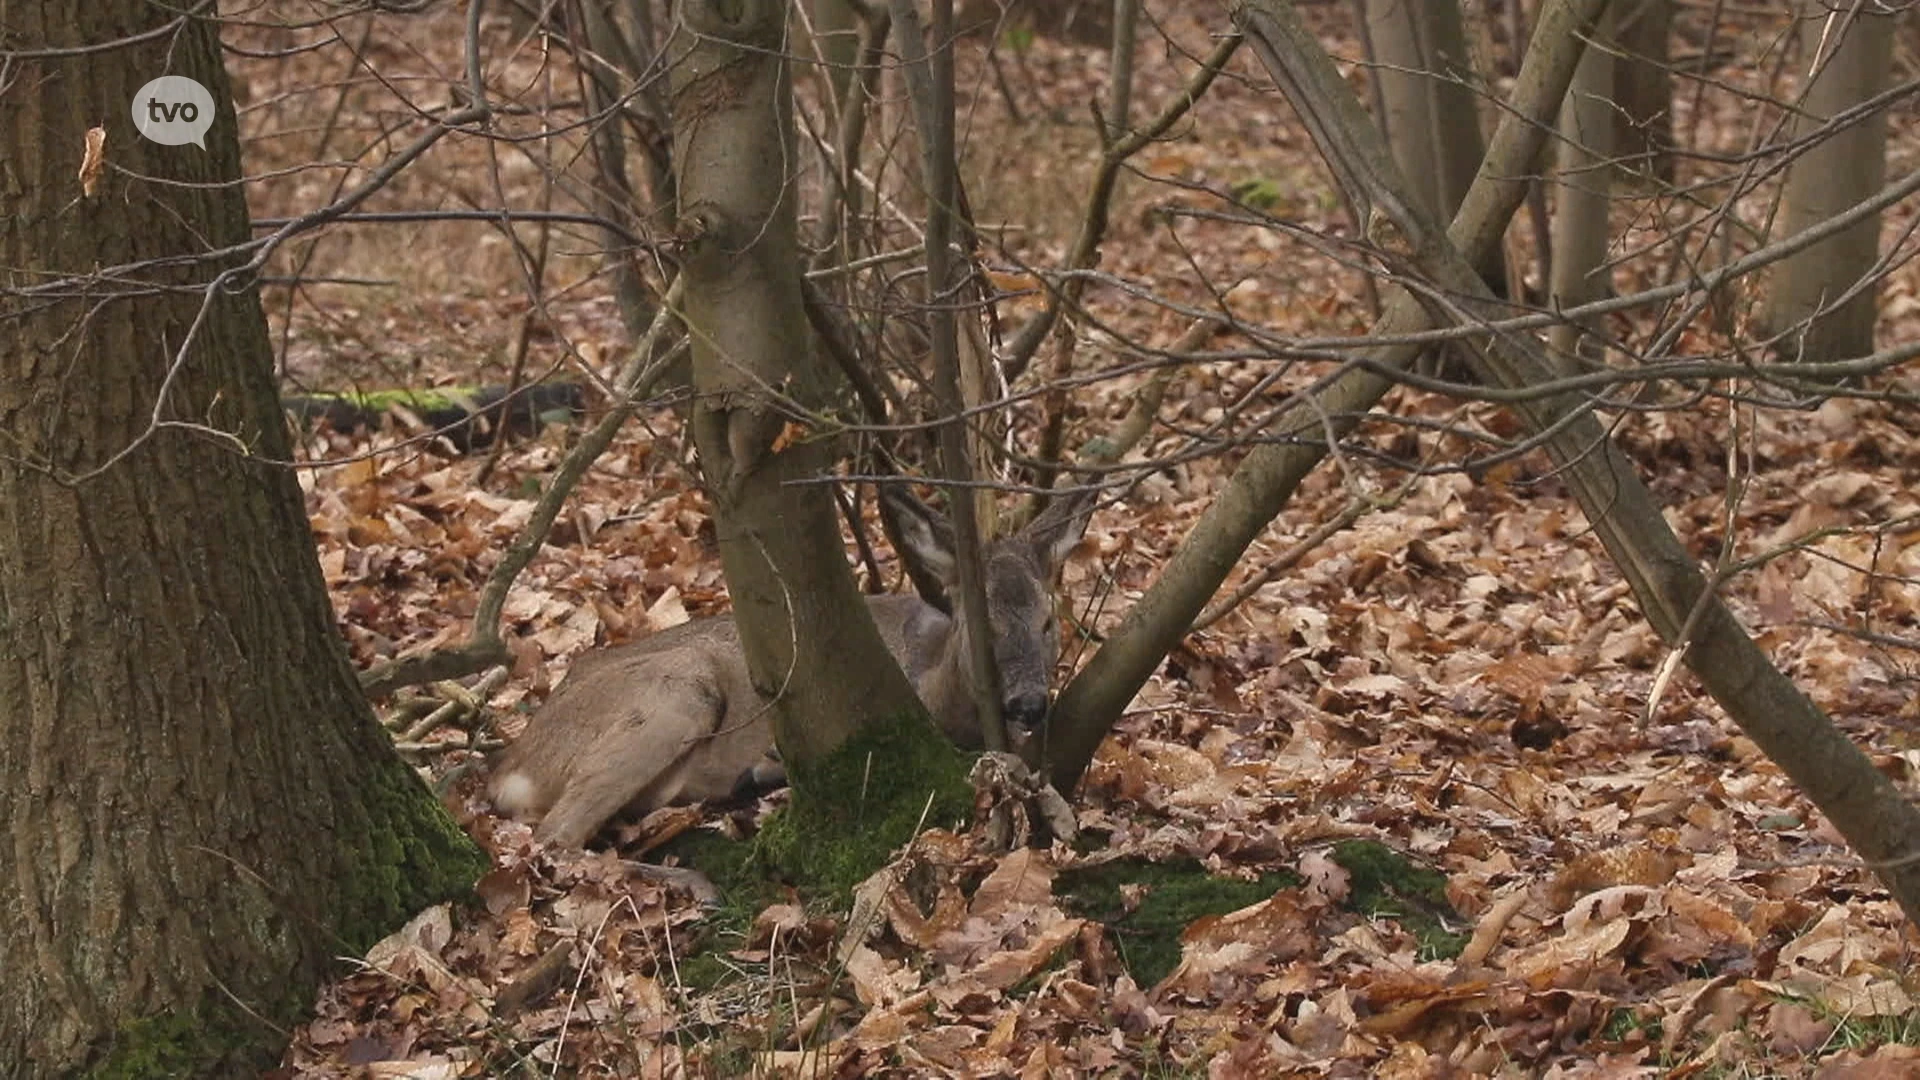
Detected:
left=757, top=716, right=974, bottom=896
left=333, top=756, right=490, bottom=954
left=645, top=722, right=971, bottom=998
left=86, top=997, right=286, bottom=1080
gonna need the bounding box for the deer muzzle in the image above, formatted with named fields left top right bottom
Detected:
left=1004, top=691, right=1049, bottom=732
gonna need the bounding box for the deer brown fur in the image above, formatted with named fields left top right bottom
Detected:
left=489, top=489, right=1093, bottom=847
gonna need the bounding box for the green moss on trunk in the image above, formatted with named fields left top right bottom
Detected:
left=331, top=757, right=490, bottom=954
left=86, top=997, right=288, bottom=1080
left=758, top=716, right=973, bottom=895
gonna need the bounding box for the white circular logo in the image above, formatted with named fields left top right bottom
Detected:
left=131, top=75, right=215, bottom=149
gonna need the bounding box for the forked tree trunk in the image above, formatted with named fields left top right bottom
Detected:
left=668, top=0, right=925, bottom=769
left=1761, top=2, right=1898, bottom=366
left=1048, top=0, right=1612, bottom=791
left=0, top=5, right=485, bottom=1075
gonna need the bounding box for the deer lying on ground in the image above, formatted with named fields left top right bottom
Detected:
left=489, top=488, right=1094, bottom=847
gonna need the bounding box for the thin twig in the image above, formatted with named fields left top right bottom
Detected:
left=358, top=276, right=687, bottom=697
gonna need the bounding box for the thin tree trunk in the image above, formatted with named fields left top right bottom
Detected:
left=578, top=0, right=656, bottom=338
left=0, top=5, right=485, bottom=1074
left=1106, top=0, right=1141, bottom=140
left=811, top=0, right=862, bottom=109
left=668, top=0, right=925, bottom=770
left=1234, top=0, right=1920, bottom=928
left=1760, top=2, right=1897, bottom=366
left=1046, top=0, right=1610, bottom=790
left=1548, top=1, right=1615, bottom=363
left=814, top=2, right=892, bottom=271
left=916, top=0, right=1008, bottom=750
left=1361, top=0, right=1494, bottom=277
left=1612, top=0, right=1673, bottom=185
left=1362, top=0, right=1506, bottom=379
left=889, top=0, right=1000, bottom=535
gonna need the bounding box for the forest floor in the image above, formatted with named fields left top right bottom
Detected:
left=236, top=3, right=1920, bottom=1077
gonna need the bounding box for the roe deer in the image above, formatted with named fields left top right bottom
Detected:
left=489, top=487, right=1095, bottom=847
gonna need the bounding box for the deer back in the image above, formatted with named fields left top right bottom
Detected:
left=488, top=616, right=774, bottom=843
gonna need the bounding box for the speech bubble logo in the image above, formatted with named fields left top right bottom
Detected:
left=131, top=75, right=216, bottom=149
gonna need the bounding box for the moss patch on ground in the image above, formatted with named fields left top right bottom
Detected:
left=652, top=827, right=784, bottom=993
left=1055, top=842, right=1468, bottom=987
left=1059, top=858, right=1299, bottom=987
left=1329, top=839, right=1468, bottom=960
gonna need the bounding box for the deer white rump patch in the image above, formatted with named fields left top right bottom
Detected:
left=491, top=771, right=539, bottom=815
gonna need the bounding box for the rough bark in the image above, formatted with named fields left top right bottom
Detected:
left=1235, top=0, right=1920, bottom=927
left=1046, top=0, right=1610, bottom=791
left=0, top=5, right=486, bottom=1075
left=1548, top=0, right=1616, bottom=362
left=668, top=0, right=925, bottom=769
left=1760, top=2, right=1898, bottom=366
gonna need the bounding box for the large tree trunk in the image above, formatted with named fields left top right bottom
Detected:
left=0, top=5, right=486, bottom=1075
left=667, top=0, right=925, bottom=770
left=1760, top=2, right=1898, bottom=366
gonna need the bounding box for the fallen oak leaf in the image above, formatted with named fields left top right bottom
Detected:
left=1548, top=846, right=1686, bottom=911
left=1297, top=847, right=1349, bottom=904
left=1505, top=906, right=1637, bottom=987
left=930, top=909, right=1085, bottom=1006
left=1356, top=974, right=1493, bottom=1037
left=843, top=943, right=922, bottom=1009
left=1455, top=886, right=1529, bottom=970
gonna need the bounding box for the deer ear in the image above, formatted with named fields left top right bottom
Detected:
left=878, top=483, right=958, bottom=602
left=1024, top=485, right=1098, bottom=575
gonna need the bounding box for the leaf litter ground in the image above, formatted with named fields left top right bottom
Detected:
left=233, top=4, right=1920, bottom=1076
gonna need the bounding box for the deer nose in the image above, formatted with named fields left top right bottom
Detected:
left=1004, top=692, right=1049, bottom=731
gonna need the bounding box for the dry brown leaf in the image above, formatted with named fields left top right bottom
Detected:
left=1548, top=846, right=1687, bottom=910
left=933, top=910, right=1084, bottom=1003
left=79, top=126, right=106, bottom=197
left=968, top=846, right=1055, bottom=920
left=843, top=943, right=921, bottom=1009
